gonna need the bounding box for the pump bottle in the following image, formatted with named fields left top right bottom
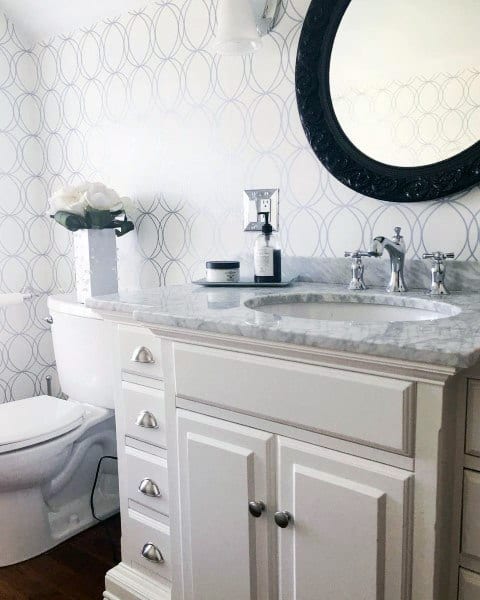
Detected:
left=253, top=213, right=282, bottom=283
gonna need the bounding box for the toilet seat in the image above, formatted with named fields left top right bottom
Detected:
left=0, top=396, right=85, bottom=454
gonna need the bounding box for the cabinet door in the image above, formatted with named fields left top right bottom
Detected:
left=278, top=437, right=413, bottom=600
left=177, top=409, right=276, bottom=600
left=459, top=568, right=480, bottom=600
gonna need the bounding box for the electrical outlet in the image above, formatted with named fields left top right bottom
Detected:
left=243, top=189, right=279, bottom=232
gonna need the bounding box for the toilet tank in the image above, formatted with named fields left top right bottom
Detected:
left=48, top=294, right=114, bottom=409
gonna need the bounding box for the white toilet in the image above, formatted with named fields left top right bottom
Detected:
left=0, top=294, right=119, bottom=567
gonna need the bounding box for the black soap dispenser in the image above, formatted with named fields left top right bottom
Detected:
left=253, top=212, right=282, bottom=283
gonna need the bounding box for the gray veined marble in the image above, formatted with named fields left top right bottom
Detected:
left=88, top=281, right=480, bottom=370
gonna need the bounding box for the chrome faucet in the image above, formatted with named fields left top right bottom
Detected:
left=371, top=227, right=407, bottom=292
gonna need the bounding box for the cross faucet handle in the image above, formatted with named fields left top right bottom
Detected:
left=344, top=250, right=372, bottom=290
left=422, top=251, right=455, bottom=262
left=344, top=250, right=373, bottom=259
left=422, top=252, right=455, bottom=295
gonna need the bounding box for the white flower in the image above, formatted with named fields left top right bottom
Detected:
left=48, top=182, right=132, bottom=217
left=48, top=186, right=87, bottom=216
left=80, top=182, right=122, bottom=212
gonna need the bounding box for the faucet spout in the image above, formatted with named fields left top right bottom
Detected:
left=371, top=227, right=407, bottom=292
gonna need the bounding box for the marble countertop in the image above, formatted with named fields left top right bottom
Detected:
left=86, top=283, right=480, bottom=370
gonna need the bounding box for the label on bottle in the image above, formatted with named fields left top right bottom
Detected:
left=254, top=247, right=274, bottom=277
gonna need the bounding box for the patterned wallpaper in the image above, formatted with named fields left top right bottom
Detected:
left=2, top=0, right=480, bottom=400
left=0, top=14, right=57, bottom=401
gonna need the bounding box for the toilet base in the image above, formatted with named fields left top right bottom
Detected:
left=0, top=488, right=119, bottom=567
left=0, top=408, right=119, bottom=567
left=0, top=487, right=52, bottom=567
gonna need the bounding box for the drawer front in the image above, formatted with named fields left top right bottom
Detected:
left=466, top=380, right=480, bottom=457
left=119, top=325, right=163, bottom=380
left=125, top=446, right=169, bottom=516
left=462, top=469, right=480, bottom=559
left=459, top=568, right=480, bottom=600
left=174, top=344, right=416, bottom=455
left=122, top=509, right=171, bottom=582
left=123, top=381, right=167, bottom=448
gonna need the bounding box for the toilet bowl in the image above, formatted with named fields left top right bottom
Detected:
left=0, top=295, right=119, bottom=567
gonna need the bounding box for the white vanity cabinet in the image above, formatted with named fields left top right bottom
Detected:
left=100, top=319, right=473, bottom=600
left=177, top=410, right=412, bottom=600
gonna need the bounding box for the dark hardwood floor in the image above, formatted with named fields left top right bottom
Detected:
left=0, top=516, right=120, bottom=600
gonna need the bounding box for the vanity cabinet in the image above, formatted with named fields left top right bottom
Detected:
left=177, top=409, right=412, bottom=600
left=100, top=319, right=467, bottom=600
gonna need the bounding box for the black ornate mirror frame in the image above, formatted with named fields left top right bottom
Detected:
left=295, top=0, right=480, bottom=202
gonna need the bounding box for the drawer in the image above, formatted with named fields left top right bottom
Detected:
left=125, top=446, right=169, bottom=516
left=462, top=469, right=480, bottom=559
left=466, top=380, right=480, bottom=457
left=119, top=325, right=163, bottom=380
left=122, top=509, right=171, bottom=582
left=122, top=381, right=167, bottom=448
left=459, top=568, right=480, bottom=600
left=174, top=344, right=416, bottom=455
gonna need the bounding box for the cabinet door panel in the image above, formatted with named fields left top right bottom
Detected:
left=462, top=470, right=480, bottom=559
left=177, top=410, right=275, bottom=600
left=278, top=437, right=413, bottom=600
left=294, top=465, right=386, bottom=599
left=459, top=568, right=480, bottom=600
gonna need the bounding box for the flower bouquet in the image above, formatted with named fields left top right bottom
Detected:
left=48, top=182, right=135, bottom=302
left=48, top=182, right=134, bottom=237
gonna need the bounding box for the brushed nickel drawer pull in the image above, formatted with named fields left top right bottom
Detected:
left=141, top=543, right=164, bottom=564
left=139, top=478, right=162, bottom=498
left=131, top=346, right=155, bottom=364
left=135, top=410, right=159, bottom=429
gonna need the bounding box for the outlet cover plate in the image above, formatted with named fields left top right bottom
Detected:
left=243, top=189, right=279, bottom=232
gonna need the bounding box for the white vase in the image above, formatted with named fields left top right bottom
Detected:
left=73, top=229, right=118, bottom=303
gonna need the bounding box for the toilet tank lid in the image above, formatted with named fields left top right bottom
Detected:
left=0, top=396, right=85, bottom=453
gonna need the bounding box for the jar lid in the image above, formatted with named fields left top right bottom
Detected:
left=206, top=261, right=240, bottom=270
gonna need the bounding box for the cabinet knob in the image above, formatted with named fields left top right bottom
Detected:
left=135, top=410, right=159, bottom=429
left=141, top=543, right=164, bottom=564
left=274, top=511, right=292, bottom=528
left=131, top=346, right=155, bottom=364
left=139, top=478, right=162, bottom=498
left=248, top=500, right=265, bottom=518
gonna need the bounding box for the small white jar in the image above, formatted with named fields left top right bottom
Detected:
left=206, top=261, right=240, bottom=283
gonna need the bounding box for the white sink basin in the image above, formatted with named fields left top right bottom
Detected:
left=245, top=293, right=461, bottom=323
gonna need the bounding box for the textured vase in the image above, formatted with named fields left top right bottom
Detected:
left=73, top=229, right=118, bottom=303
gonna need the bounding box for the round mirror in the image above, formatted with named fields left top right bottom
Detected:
left=330, top=0, right=480, bottom=168
left=296, top=0, right=480, bottom=202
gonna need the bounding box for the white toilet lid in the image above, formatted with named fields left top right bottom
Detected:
left=0, top=396, right=85, bottom=453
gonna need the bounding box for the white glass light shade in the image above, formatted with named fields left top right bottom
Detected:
left=214, top=0, right=262, bottom=56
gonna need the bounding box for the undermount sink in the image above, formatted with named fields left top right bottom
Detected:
left=244, top=293, right=461, bottom=323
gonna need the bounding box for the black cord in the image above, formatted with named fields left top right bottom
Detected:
left=90, top=455, right=119, bottom=564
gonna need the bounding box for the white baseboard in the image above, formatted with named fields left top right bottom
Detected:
left=104, top=562, right=171, bottom=600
